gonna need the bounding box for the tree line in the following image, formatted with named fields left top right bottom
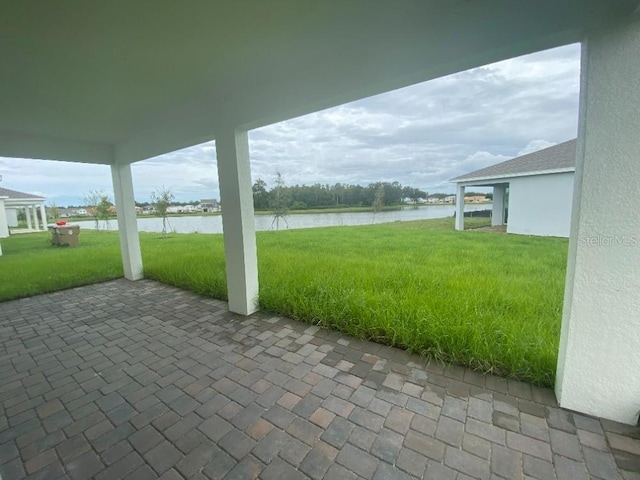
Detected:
left=252, top=179, right=428, bottom=211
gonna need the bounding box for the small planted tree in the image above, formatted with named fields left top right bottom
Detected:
left=83, top=190, right=103, bottom=231
left=47, top=202, right=59, bottom=222
left=95, top=195, right=113, bottom=230
left=151, top=186, right=174, bottom=237
left=270, top=172, right=290, bottom=230
left=373, top=183, right=385, bottom=213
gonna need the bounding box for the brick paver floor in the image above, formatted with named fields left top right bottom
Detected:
left=1, top=279, right=639, bottom=479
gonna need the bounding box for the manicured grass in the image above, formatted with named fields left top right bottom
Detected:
left=1, top=218, right=568, bottom=386
left=0, top=231, right=124, bottom=299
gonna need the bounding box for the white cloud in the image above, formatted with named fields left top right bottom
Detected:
left=517, top=140, right=557, bottom=156
left=0, top=43, right=580, bottom=205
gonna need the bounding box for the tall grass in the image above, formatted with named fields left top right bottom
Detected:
left=1, top=218, right=568, bottom=386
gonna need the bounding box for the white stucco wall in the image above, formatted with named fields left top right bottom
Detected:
left=556, top=18, right=640, bottom=425
left=507, top=172, right=574, bottom=237
left=6, top=207, right=18, bottom=227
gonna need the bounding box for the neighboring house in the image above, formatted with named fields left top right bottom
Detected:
left=200, top=199, right=220, bottom=212
left=465, top=195, right=488, bottom=203
left=57, top=207, right=89, bottom=217
left=0, top=187, right=47, bottom=238
left=443, top=195, right=456, bottom=204
left=451, top=139, right=576, bottom=237
left=182, top=204, right=198, bottom=213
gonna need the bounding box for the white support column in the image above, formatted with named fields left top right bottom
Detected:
left=40, top=203, right=47, bottom=230
left=454, top=185, right=465, bottom=231
left=556, top=18, right=640, bottom=425
left=491, top=184, right=506, bottom=226
left=0, top=197, right=9, bottom=238
left=25, top=206, right=32, bottom=230
left=31, top=203, right=39, bottom=230
left=111, top=163, right=143, bottom=280
left=216, top=127, right=259, bottom=315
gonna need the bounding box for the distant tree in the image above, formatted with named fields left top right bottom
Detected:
left=151, top=186, right=175, bottom=237
left=429, top=193, right=449, bottom=199
left=252, top=179, right=270, bottom=210
left=95, top=195, right=113, bottom=230
left=47, top=202, right=59, bottom=221
left=402, top=187, right=428, bottom=208
left=83, top=190, right=104, bottom=231
left=270, top=172, right=290, bottom=230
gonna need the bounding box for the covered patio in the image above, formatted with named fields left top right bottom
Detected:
left=1, top=280, right=638, bottom=479
left=0, top=187, right=48, bottom=240
left=1, top=0, right=639, bottom=469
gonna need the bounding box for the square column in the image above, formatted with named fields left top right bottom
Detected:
left=455, top=185, right=465, bottom=231
left=111, top=163, right=143, bottom=280
left=215, top=128, right=259, bottom=315
left=0, top=197, right=9, bottom=238
left=556, top=18, right=640, bottom=425
left=25, top=206, right=32, bottom=230
left=31, top=203, right=39, bottom=230
left=491, top=184, right=506, bottom=226
left=40, top=203, right=47, bottom=230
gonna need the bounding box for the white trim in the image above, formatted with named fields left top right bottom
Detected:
left=452, top=167, right=575, bottom=185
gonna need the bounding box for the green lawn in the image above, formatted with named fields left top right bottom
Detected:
left=0, top=218, right=568, bottom=386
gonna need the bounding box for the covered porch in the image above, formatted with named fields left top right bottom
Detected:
left=0, top=188, right=48, bottom=239
left=1, top=0, right=639, bottom=430
left=1, top=279, right=638, bottom=479
left=455, top=183, right=508, bottom=232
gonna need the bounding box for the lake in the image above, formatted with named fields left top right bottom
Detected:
left=75, top=204, right=490, bottom=234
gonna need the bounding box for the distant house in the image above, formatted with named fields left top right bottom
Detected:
left=451, top=139, right=576, bottom=237
left=464, top=195, right=488, bottom=203
left=182, top=204, right=198, bottom=213
left=0, top=187, right=47, bottom=237
left=200, top=199, right=220, bottom=212
left=443, top=195, right=456, bottom=204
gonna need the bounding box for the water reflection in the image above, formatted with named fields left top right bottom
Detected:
left=75, top=204, right=490, bottom=234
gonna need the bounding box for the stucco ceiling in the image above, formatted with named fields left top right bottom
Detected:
left=1, top=0, right=638, bottom=164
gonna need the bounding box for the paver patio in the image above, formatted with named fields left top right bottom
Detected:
left=0, top=279, right=638, bottom=480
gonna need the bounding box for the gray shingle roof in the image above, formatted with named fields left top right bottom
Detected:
left=451, top=139, right=576, bottom=183
left=0, top=187, right=45, bottom=200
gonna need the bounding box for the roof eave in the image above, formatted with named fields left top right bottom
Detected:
left=451, top=167, right=575, bottom=184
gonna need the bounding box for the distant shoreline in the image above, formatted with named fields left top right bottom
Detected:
left=54, top=202, right=492, bottom=223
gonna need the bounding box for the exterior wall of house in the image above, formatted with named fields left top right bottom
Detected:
left=6, top=207, right=18, bottom=227
left=507, top=172, right=574, bottom=237
left=556, top=18, right=640, bottom=425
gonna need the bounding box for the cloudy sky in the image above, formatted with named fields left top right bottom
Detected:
left=0, top=43, right=581, bottom=206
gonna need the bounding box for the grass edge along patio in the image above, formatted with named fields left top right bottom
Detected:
left=0, top=217, right=568, bottom=388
